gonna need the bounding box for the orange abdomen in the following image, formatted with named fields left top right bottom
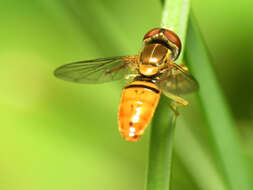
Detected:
left=118, top=80, right=161, bottom=142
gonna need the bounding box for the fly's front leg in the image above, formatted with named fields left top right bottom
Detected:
left=178, top=62, right=189, bottom=71
left=171, top=62, right=189, bottom=75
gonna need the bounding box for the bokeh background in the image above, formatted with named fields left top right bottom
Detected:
left=1, top=0, right=253, bottom=189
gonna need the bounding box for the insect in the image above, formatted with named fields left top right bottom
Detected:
left=54, top=28, right=198, bottom=142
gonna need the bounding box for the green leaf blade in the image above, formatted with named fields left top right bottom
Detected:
left=185, top=15, right=253, bottom=190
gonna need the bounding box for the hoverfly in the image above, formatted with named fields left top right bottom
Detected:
left=54, top=28, right=198, bottom=142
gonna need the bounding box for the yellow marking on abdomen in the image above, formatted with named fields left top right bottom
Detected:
left=118, top=80, right=161, bottom=142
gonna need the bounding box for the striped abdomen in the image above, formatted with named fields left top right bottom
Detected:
left=118, top=80, right=161, bottom=142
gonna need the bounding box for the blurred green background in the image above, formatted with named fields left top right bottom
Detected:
left=0, top=0, right=253, bottom=189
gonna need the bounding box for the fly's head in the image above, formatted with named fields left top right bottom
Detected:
left=143, top=28, right=181, bottom=61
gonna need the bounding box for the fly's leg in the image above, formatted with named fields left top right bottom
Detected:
left=169, top=104, right=180, bottom=115
left=164, top=92, right=189, bottom=115
left=178, top=62, right=189, bottom=71
left=169, top=101, right=188, bottom=115
left=125, top=74, right=139, bottom=80
left=171, top=62, right=189, bottom=75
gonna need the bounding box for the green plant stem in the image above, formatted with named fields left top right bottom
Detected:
left=161, top=0, right=190, bottom=64
left=185, top=15, right=252, bottom=190
left=146, top=0, right=190, bottom=190
left=147, top=96, right=177, bottom=190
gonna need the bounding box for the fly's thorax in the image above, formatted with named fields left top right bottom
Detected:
left=138, top=43, right=172, bottom=76
left=138, top=64, right=158, bottom=76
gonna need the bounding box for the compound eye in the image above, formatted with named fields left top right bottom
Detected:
left=163, top=29, right=181, bottom=58
left=143, top=28, right=161, bottom=40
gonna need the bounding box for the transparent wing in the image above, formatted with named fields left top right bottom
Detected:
left=54, top=56, right=137, bottom=84
left=157, top=63, right=199, bottom=95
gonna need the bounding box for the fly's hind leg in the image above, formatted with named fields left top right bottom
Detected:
left=163, top=92, right=189, bottom=115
